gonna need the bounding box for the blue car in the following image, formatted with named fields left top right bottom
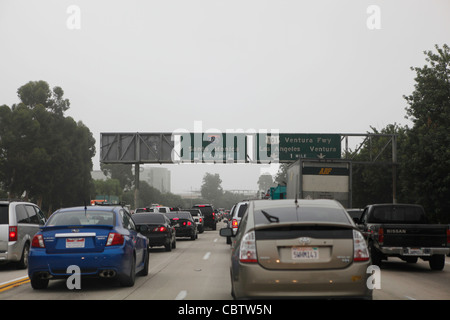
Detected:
left=28, top=205, right=149, bottom=289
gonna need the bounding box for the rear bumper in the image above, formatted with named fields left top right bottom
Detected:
left=175, top=227, right=196, bottom=237
left=233, top=261, right=373, bottom=300
left=28, top=246, right=130, bottom=278
left=379, top=246, right=450, bottom=256
left=146, top=233, right=170, bottom=247
left=0, top=241, right=23, bottom=263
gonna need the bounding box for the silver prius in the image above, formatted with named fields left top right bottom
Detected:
left=220, top=199, right=373, bottom=300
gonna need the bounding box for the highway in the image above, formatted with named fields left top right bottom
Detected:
left=1, top=221, right=449, bottom=300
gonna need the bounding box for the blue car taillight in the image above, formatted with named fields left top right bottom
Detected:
left=106, top=232, right=124, bottom=246
left=31, top=234, right=45, bottom=248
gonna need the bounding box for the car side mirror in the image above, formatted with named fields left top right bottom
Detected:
left=219, top=228, right=233, bottom=237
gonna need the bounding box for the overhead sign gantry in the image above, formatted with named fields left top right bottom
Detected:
left=100, top=132, right=341, bottom=164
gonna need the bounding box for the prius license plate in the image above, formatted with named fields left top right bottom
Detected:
left=66, top=238, right=85, bottom=248
left=291, top=247, right=319, bottom=260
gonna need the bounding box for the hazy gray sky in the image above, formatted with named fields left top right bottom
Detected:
left=1, top=1, right=449, bottom=193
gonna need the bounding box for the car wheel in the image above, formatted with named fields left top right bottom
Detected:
left=165, top=239, right=172, bottom=251
left=369, top=242, right=382, bottom=266
left=30, top=274, right=49, bottom=290
left=17, top=243, right=30, bottom=269
left=429, top=254, right=445, bottom=271
left=172, top=238, right=176, bottom=249
left=120, top=256, right=136, bottom=287
left=138, top=249, right=149, bottom=276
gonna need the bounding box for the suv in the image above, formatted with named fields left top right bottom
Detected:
left=0, top=200, right=46, bottom=269
left=182, top=208, right=205, bottom=233
left=192, top=204, right=216, bottom=230
left=226, top=201, right=248, bottom=244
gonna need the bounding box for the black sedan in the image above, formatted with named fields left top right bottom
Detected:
left=133, top=213, right=176, bottom=251
left=166, top=212, right=198, bottom=240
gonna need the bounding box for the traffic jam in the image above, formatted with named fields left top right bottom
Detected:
left=1, top=198, right=449, bottom=301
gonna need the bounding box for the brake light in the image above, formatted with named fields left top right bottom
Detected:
left=239, top=231, right=257, bottom=263
left=378, top=227, right=384, bottom=245
left=232, top=219, right=239, bottom=229
left=353, top=230, right=370, bottom=262
left=31, top=234, right=45, bottom=248
left=199, top=218, right=202, bottom=223
left=153, top=226, right=167, bottom=232
left=182, top=221, right=192, bottom=226
left=447, top=227, right=450, bottom=245
left=106, top=233, right=124, bottom=246
left=8, top=226, right=17, bottom=241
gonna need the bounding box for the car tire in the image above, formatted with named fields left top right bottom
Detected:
left=172, top=238, right=176, bottom=249
left=30, top=274, right=49, bottom=290
left=120, top=256, right=136, bottom=287
left=429, top=254, right=445, bottom=271
left=369, top=242, right=382, bottom=266
left=17, top=242, right=30, bottom=269
left=137, top=249, right=149, bottom=276
left=165, top=239, right=172, bottom=251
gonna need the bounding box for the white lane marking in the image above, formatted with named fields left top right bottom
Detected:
left=213, top=238, right=218, bottom=243
left=203, top=252, right=211, bottom=260
left=175, top=290, right=187, bottom=300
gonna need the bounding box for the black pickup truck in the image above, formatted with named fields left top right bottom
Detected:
left=355, top=204, right=450, bottom=270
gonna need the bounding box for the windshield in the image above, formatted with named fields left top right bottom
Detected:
left=133, top=214, right=165, bottom=224
left=368, top=206, right=426, bottom=223
left=254, top=206, right=351, bottom=225
left=47, top=210, right=115, bottom=226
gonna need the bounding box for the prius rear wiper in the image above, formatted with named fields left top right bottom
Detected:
left=261, top=210, right=280, bottom=223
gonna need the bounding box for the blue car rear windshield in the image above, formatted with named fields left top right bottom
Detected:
left=47, top=210, right=115, bottom=226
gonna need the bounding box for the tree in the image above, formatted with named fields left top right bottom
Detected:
left=200, top=173, right=223, bottom=204
left=274, top=164, right=288, bottom=186
left=351, top=124, right=408, bottom=208
left=400, top=44, right=450, bottom=223
left=0, top=81, right=95, bottom=213
left=257, top=173, right=275, bottom=192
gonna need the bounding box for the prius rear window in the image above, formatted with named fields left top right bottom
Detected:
left=254, top=206, right=351, bottom=225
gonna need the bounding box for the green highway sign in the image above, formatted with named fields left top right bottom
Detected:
left=276, top=134, right=341, bottom=161
left=180, top=133, right=341, bottom=163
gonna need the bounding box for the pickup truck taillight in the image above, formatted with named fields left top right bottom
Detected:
left=378, top=227, right=384, bottom=245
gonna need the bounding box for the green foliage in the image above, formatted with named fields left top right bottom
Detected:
left=400, top=44, right=450, bottom=223
left=201, top=173, right=223, bottom=203
left=351, top=44, right=449, bottom=223
left=0, top=81, right=95, bottom=214
left=257, top=173, right=275, bottom=192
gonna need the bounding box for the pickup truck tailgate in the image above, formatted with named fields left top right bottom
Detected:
left=382, top=224, right=448, bottom=247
